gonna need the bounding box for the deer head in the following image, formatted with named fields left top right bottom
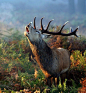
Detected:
left=24, top=17, right=51, bottom=43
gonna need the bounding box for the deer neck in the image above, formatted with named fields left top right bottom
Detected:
left=28, top=38, right=53, bottom=76
left=28, top=38, right=52, bottom=55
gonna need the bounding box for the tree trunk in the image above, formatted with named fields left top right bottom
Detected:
left=78, top=0, right=86, bottom=14
left=68, top=0, right=75, bottom=14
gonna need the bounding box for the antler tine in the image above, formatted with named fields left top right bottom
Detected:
left=28, top=22, right=32, bottom=26
left=41, top=17, right=44, bottom=30
left=59, top=21, right=69, bottom=33
left=70, top=27, right=73, bottom=33
left=46, top=19, right=54, bottom=31
left=70, top=26, right=79, bottom=37
left=34, top=17, right=36, bottom=29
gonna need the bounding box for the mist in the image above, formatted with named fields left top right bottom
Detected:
left=0, top=0, right=86, bottom=35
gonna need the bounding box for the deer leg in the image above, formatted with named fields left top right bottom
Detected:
left=60, top=72, right=67, bottom=85
left=57, top=73, right=60, bottom=85
left=52, top=77, right=56, bottom=86
left=48, top=77, right=51, bottom=87
left=46, top=77, right=51, bottom=87
left=57, top=76, right=59, bottom=85
left=47, top=76, right=56, bottom=87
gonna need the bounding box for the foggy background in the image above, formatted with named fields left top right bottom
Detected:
left=0, top=0, right=86, bottom=36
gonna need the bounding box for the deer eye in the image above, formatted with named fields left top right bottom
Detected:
left=36, top=31, right=40, bottom=34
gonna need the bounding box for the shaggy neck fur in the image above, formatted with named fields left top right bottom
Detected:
left=28, top=38, right=53, bottom=77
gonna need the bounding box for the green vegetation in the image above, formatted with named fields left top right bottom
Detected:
left=0, top=1, right=86, bottom=92
left=0, top=28, right=86, bottom=93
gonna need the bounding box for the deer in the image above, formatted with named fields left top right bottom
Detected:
left=24, top=17, right=79, bottom=86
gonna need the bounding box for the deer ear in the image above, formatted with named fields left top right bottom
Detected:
left=41, top=34, right=51, bottom=39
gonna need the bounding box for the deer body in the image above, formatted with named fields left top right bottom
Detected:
left=28, top=38, right=70, bottom=78
left=24, top=17, right=78, bottom=86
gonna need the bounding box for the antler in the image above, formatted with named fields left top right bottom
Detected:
left=40, top=18, right=79, bottom=37
left=34, top=17, right=36, bottom=29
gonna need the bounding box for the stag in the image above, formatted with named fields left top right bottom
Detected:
left=24, top=17, right=79, bottom=86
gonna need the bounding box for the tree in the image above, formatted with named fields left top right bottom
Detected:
left=68, top=0, right=75, bottom=14
left=77, top=0, right=86, bottom=14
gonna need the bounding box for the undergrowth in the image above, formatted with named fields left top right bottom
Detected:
left=0, top=29, right=86, bottom=93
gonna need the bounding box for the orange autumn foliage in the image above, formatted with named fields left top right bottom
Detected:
left=78, top=78, right=86, bottom=93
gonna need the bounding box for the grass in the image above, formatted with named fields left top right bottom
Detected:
left=0, top=28, right=86, bottom=93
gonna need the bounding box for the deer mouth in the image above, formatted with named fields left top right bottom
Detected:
left=26, top=27, right=30, bottom=33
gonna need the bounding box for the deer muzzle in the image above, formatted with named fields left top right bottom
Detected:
left=26, top=26, right=30, bottom=33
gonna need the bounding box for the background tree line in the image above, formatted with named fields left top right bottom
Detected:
left=68, top=0, right=86, bottom=14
